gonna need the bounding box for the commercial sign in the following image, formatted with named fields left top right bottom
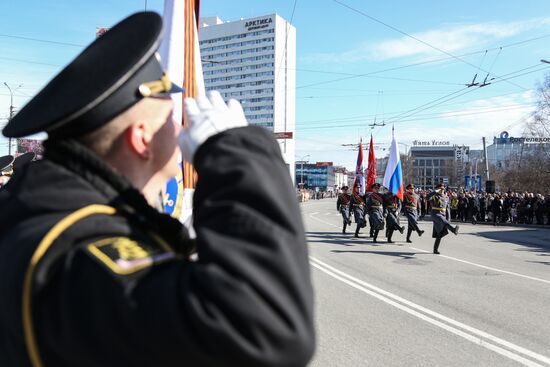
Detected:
left=494, top=131, right=550, bottom=144
left=274, top=131, right=293, bottom=139
left=412, top=140, right=451, bottom=146
left=245, top=17, right=273, bottom=31
left=316, top=162, right=333, bottom=167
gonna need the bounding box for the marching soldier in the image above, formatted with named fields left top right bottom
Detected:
left=427, top=184, right=459, bottom=254
left=366, top=183, right=385, bottom=243
left=403, top=184, right=424, bottom=243
left=350, top=183, right=367, bottom=238
left=384, top=192, right=405, bottom=244
left=336, top=186, right=352, bottom=233
left=0, top=12, right=314, bottom=366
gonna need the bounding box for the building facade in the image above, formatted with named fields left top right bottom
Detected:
left=199, top=14, right=296, bottom=182
left=487, top=131, right=550, bottom=169
left=295, top=162, right=337, bottom=192
left=410, top=145, right=469, bottom=189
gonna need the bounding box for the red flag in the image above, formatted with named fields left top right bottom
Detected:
left=366, top=135, right=376, bottom=192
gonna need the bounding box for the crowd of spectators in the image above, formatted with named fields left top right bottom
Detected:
left=417, top=190, right=550, bottom=226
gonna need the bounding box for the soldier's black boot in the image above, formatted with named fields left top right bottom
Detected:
left=406, top=228, right=413, bottom=243
left=342, top=223, right=347, bottom=234
left=373, top=230, right=379, bottom=243
left=387, top=230, right=394, bottom=243
left=453, top=225, right=460, bottom=235
left=417, top=229, right=425, bottom=237
left=354, top=225, right=360, bottom=238
left=369, top=227, right=374, bottom=238
left=399, top=225, right=405, bottom=234
left=433, top=238, right=441, bottom=254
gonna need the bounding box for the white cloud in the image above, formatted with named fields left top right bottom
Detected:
left=300, top=17, right=550, bottom=64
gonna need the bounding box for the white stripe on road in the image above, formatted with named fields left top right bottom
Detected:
left=310, top=257, right=550, bottom=367
left=309, top=213, right=550, bottom=286
left=410, top=247, right=550, bottom=286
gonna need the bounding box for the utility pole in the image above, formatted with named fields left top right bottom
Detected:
left=3, top=82, right=22, bottom=155
left=482, top=137, right=490, bottom=180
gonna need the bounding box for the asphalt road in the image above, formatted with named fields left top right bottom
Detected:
left=303, top=199, right=550, bottom=367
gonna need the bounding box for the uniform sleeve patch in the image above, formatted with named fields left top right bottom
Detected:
left=87, top=237, right=175, bottom=275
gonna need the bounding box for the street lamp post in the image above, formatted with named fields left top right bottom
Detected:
left=3, top=82, right=22, bottom=155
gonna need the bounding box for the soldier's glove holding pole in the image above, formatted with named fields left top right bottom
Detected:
left=179, top=91, right=248, bottom=163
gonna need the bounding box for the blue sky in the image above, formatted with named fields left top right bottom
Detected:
left=2, top=0, right=550, bottom=169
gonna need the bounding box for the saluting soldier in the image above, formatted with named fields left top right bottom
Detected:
left=403, top=184, right=424, bottom=243
left=427, top=183, right=459, bottom=254
left=384, top=191, right=405, bottom=244
left=336, top=185, right=352, bottom=233
left=350, top=183, right=367, bottom=238
left=0, top=12, right=314, bottom=367
left=366, top=183, right=385, bottom=243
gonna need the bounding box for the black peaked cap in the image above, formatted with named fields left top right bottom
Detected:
left=0, top=155, right=14, bottom=172
left=3, top=12, right=182, bottom=139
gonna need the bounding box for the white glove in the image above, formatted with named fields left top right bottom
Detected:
left=179, top=91, right=248, bottom=163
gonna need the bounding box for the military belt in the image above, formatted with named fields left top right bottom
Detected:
left=370, top=205, right=382, bottom=209
left=405, top=205, right=417, bottom=209
left=432, top=207, right=446, bottom=211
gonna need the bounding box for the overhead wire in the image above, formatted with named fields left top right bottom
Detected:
left=295, top=32, right=550, bottom=90
left=329, top=0, right=529, bottom=91
left=297, top=104, right=534, bottom=131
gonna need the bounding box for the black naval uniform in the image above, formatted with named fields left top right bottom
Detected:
left=403, top=192, right=424, bottom=243
left=366, top=192, right=385, bottom=242
left=336, top=192, right=352, bottom=233
left=350, top=191, right=367, bottom=237
left=427, top=190, right=458, bottom=254
left=0, top=127, right=315, bottom=366
left=384, top=194, right=404, bottom=243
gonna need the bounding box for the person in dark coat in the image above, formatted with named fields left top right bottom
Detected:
left=467, top=194, right=479, bottom=225
left=337, top=186, right=352, bottom=233
left=419, top=192, right=427, bottom=220
left=0, top=13, right=314, bottom=367
left=384, top=192, right=405, bottom=243
left=478, top=194, right=487, bottom=222
left=366, top=183, right=385, bottom=243
left=403, top=184, right=424, bottom=243
left=350, top=183, right=367, bottom=238
left=427, top=184, right=459, bottom=254
left=491, top=194, right=503, bottom=226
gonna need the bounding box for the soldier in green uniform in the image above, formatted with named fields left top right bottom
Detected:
left=350, top=183, right=367, bottom=238
left=427, top=184, right=459, bottom=254
left=366, top=183, right=385, bottom=243
left=384, top=192, right=405, bottom=244
left=0, top=12, right=314, bottom=367
left=403, top=184, right=424, bottom=243
left=336, top=186, right=352, bottom=233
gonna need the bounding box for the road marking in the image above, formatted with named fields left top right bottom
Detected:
left=309, top=213, right=550, bottom=286
left=410, top=247, right=550, bottom=285
left=310, top=257, right=550, bottom=367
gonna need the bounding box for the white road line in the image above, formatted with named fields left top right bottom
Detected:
left=308, top=213, right=550, bottom=286
left=410, top=246, right=550, bottom=285
left=310, top=257, right=550, bottom=367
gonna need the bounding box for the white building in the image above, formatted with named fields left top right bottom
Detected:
left=199, top=14, right=296, bottom=182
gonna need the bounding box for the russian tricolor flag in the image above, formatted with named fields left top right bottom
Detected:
left=383, top=128, right=404, bottom=200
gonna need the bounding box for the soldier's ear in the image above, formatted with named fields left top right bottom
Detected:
left=126, top=121, right=153, bottom=160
